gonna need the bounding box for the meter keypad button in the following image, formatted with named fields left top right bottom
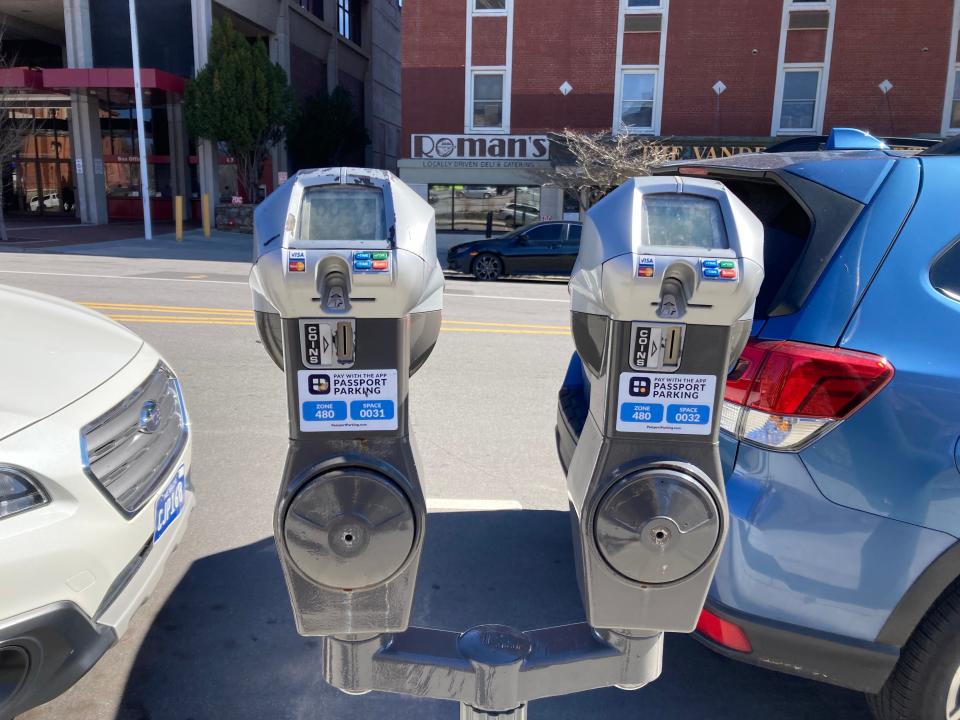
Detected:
left=354, top=259, right=373, bottom=270
left=719, top=268, right=737, bottom=279
left=703, top=268, right=720, bottom=278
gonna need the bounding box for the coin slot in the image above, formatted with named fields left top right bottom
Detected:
left=336, top=322, right=354, bottom=364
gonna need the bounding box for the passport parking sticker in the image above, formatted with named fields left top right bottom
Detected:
left=616, top=372, right=716, bottom=435
left=298, top=369, right=398, bottom=432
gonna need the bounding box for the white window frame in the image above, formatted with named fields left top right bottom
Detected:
left=616, top=68, right=660, bottom=134
left=472, top=0, right=507, bottom=16
left=468, top=69, right=508, bottom=133
left=624, top=0, right=664, bottom=11
left=773, top=65, right=824, bottom=134
left=613, top=0, right=668, bottom=135
left=942, top=0, right=960, bottom=135
left=770, top=0, right=835, bottom=135
left=464, top=0, right=513, bottom=133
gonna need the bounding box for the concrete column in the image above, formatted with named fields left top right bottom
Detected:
left=270, top=1, right=291, bottom=185
left=191, top=0, right=217, bottom=206
left=64, top=0, right=108, bottom=224
left=69, top=93, right=109, bottom=224
left=63, top=0, right=93, bottom=67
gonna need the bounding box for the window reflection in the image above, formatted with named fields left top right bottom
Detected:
left=428, top=185, right=541, bottom=231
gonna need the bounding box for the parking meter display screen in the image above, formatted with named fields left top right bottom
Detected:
left=299, top=187, right=387, bottom=242
left=641, top=195, right=728, bottom=249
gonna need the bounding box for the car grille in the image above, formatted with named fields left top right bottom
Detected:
left=81, top=363, right=187, bottom=514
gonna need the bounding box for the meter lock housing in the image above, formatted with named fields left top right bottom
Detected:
left=250, top=168, right=443, bottom=637
left=564, top=176, right=764, bottom=633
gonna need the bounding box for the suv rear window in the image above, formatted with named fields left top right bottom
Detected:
left=931, top=238, right=960, bottom=301
left=719, top=178, right=811, bottom=317
left=680, top=172, right=863, bottom=318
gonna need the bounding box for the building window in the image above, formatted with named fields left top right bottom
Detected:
left=338, top=0, right=361, bottom=44
left=474, top=0, right=507, bottom=12
left=299, top=0, right=323, bottom=19
left=428, top=185, right=541, bottom=231
left=619, top=71, right=657, bottom=132
left=472, top=72, right=504, bottom=129
left=627, top=0, right=662, bottom=7
left=777, top=68, right=821, bottom=132
left=951, top=69, right=960, bottom=130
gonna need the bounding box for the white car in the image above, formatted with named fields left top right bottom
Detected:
left=28, top=193, right=64, bottom=212
left=0, top=285, right=194, bottom=718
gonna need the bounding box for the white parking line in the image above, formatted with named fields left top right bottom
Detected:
left=0, top=269, right=245, bottom=285
left=0, top=269, right=568, bottom=302
left=426, top=498, right=523, bottom=511
left=447, top=293, right=567, bottom=304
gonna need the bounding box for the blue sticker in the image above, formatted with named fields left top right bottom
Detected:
left=667, top=404, right=711, bottom=425
left=619, top=403, right=665, bottom=424
left=302, top=401, right=347, bottom=422
left=350, top=400, right=395, bottom=421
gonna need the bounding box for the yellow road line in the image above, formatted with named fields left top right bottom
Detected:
left=103, top=314, right=568, bottom=335
left=88, top=301, right=571, bottom=335
left=83, top=302, right=253, bottom=316
left=443, top=319, right=567, bottom=330
left=105, top=315, right=255, bottom=326
left=441, top=327, right=568, bottom=336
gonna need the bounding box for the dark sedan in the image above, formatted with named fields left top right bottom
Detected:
left=446, top=221, right=582, bottom=281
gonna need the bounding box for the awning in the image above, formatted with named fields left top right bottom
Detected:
left=0, top=67, right=186, bottom=95
left=0, top=68, right=44, bottom=90
left=42, top=68, right=186, bottom=95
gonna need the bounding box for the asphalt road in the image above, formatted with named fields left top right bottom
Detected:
left=0, top=240, right=872, bottom=720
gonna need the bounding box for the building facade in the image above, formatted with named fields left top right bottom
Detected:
left=1, top=0, right=401, bottom=225
left=399, top=0, right=960, bottom=233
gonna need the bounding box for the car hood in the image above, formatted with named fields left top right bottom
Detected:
left=0, top=284, right=144, bottom=440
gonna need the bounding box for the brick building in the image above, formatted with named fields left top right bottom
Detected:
left=399, top=0, right=960, bottom=233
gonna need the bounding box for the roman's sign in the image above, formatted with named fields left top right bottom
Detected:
left=412, top=134, right=550, bottom=161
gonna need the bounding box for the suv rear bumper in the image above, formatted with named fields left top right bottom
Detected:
left=0, top=602, right=115, bottom=720
left=695, top=600, right=899, bottom=693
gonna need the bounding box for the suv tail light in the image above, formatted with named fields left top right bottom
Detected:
left=721, top=339, right=893, bottom=450
left=696, top=609, right=752, bottom=653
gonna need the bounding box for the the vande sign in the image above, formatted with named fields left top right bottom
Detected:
left=412, top=134, right=550, bottom=161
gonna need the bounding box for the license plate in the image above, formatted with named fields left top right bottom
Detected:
left=154, top=466, right=186, bottom=542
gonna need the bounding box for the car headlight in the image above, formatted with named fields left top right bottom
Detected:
left=0, top=466, right=48, bottom=520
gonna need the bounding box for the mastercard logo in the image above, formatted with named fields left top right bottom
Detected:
left=637, top=265, right=655, bottom=278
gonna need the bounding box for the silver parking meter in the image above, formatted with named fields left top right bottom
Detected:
left=565, top=175, right=764, bottom=632
left=250, top=172, right=765, bottom=720
left=249, top=167, right=442, bottom=636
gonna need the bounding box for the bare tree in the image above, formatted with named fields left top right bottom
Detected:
left=0, top=31, right=34, bottom=242
left=541, top=127, right=673, bottom=213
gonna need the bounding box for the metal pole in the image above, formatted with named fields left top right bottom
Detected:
left=128, top=0, right=152, bottom=239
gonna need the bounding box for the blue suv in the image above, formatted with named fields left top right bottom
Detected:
left=557, top=131, right=960, bottom=720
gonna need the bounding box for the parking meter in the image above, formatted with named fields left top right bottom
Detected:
left=565, top=176, right=764, bottom=632
left=249, top=168, right=442, bottom=636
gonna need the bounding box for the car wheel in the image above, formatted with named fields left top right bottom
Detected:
left=868, top=585, right=960, bottom=720
left=472, top=253, right=503, bottom=281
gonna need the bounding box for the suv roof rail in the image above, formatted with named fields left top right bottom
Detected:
left=826, top=128, right=889, bottom=151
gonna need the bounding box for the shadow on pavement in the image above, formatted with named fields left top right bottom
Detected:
left=117, top=511, right=871, bottom=720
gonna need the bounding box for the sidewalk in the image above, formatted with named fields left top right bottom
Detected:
left=0, top=226, right=253, bottom=264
